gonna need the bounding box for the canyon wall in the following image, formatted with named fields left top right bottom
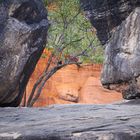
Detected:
left=0, top=0, right=49, bottom=107
left=81, top=0, right=140, bottom=99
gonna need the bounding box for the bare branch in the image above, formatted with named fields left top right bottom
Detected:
left=27, top=53, right=54, bottom=106
left=22, top=89, right=27, bottom=107
left=28, top=61, right=82, bottom=107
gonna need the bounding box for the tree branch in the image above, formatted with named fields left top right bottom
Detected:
left=28, top=61, right=81, bottom=107
left=27, top=53, right=54, bottom=106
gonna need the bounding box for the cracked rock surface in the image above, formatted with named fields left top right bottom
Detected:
left=0, top=100, right=140, bottom=140
left=0, top=0, right=49, bottom=107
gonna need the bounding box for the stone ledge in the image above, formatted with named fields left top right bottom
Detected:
left=0, top=100, right=140, bottom=140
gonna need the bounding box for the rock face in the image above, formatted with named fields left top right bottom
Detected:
left=80, top=0, right=139, bottom=45
left=81, top=0, right=140, bottom=99
left=101, top=8, right=140, bottom=99
left=25, top=61, right=122, bottom=107
left=0, top=100, right=140, bottom=140
left=0, top=0, right=49, bottom=107
left=79, top=76, right=122, bottom=104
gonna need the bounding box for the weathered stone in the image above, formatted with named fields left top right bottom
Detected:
left=0, top=100, right=140, bottom=140
left=0, top=0, right=49, bottom=107
left=101, top=8, right=140, bottom=99
left=80, top=0, right=140, bottom=44
left=81, top=0, right=140, bottom=99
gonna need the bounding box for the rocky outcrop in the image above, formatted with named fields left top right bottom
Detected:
left=101, top=8, right=140, bottom=99
left=80, top=0, right=139, bottom=44
left=0, top=100, right=140, bottom=139
left=81, top=0, right=140, bottom=99
left=0, top=0, right=49, bottom=107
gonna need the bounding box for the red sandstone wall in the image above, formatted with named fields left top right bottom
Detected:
left=22, top=55, right=122, bottom=107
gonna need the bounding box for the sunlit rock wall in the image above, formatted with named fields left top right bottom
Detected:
left=24, top=58, right=122, bottom=107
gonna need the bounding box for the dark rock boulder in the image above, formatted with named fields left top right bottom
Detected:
left=101, top=7, right=140, bottom=99
left=0, top=0, right=49, bottom=107
left=81, top=0, right=140, bottom=99
left=0, top=101, right=140, bottom=139
left=80, top=0, right=140, bottom=45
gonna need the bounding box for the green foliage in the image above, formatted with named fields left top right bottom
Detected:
left=27, top=0, right=104, bottom=106
left=46, top=0, right=104, bottom=64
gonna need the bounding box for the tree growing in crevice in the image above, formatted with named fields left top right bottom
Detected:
left=24, top=0, right=102, bottom=107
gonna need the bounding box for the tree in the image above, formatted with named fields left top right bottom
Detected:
left=24, top=0, right=102, bottom=107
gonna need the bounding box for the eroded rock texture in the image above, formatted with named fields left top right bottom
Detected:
left=81, top=0, right=138, bottom=44
left=80, top=0, right=139, bottom=44
left=0, top=101, right=140, bottom=140
left=101, top=8, right=140, bottom=99
left=0, top=0, right=49, bottom=107
left=81, top=0, right=140, bottom=99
